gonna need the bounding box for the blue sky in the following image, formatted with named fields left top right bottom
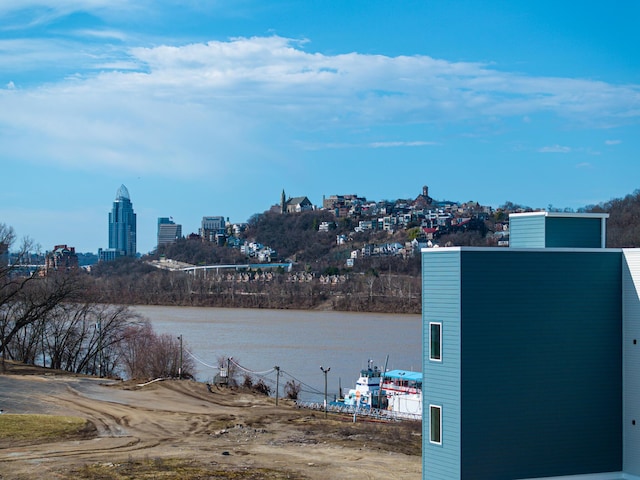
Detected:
left=1, top=1, right=639, bottom=254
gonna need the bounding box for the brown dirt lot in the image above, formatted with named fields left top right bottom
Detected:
left=0, top=363, right=421, bottom=479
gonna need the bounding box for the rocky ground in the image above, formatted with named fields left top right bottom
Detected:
left=0, top=363, right=422, bottom=479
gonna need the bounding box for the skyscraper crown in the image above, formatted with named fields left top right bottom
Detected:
left=116, top=184, right=130, bottom=201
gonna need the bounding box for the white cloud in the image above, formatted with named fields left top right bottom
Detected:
left=538, top=145, right=571, bottom=153
left=122, top=36, right=640, bottom=127
left=71, top=28, right=129, bottom=41
left=605, top=139, right=622, bottom=145
left=0, top=38, right=135, bottom=74
left=0, top=0, right=133, bottom=18
left=0, top=36, right=639, bottom=179
left=300, top=140, right=440, bottom=150
left=369, top=141, right=439, bottom=148
left=0, top=1, right=134, bottom=33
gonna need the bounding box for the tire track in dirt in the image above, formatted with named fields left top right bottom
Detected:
left=0, top=374, right=422, bottom=480
left=0, top=380, right=210, bottom=469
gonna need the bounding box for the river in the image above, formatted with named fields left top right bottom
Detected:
left=132, top=306, right=422, bottom=402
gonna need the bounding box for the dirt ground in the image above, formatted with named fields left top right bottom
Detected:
left=0, top=364, right=422, bottom=479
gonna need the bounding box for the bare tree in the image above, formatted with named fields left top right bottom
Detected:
left=7, top=316, right=45, bottom=365
left=1, top=269, right=83, bottom=371
left=43, top=303, right=141, bottom=376
left=284, top=379, right=301, bottom=400
left=1, top=224, right=37, bottom=369
left=118, top=320, right=195, bottom=380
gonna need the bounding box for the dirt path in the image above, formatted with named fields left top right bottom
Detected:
left=0, top=372, right=422, bottom=479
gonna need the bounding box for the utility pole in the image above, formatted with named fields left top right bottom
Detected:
left=320, top=366, right=330, bottom=419
left=177, top=335, right=183, bottom=379
left=275, top=366, right=280, bottom=406
left=42, top=322, right=46, bottom=368
left=97, top=321, right=103, bottom=378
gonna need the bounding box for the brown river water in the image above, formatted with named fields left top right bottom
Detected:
left=132, top=305, right=422, bottom=402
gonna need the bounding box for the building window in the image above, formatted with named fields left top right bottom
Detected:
left=430, top=322, right=442, bottom=361
left=430, top=405, right=442, bottom=445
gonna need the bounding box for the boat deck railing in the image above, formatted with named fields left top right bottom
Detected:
left=295, top=401, right=421, bottom=422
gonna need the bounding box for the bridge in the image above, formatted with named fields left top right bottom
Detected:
left=149, top=259, right=293, bottom=273
left=182, top=263, right=293, bottom=273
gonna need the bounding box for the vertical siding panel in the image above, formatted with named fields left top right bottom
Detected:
left=423, top=249, right=461, bottom=480
left=509, top=215, right=546, bottom=248
left=622, top=249, right=640, bottom=476
left=546, top=217, right=603, bottom=248
left=459, top=250, right=622, bottom=480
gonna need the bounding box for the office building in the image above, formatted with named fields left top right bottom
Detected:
left=422, top=212, right=640, bottom=480
left=108, top=184, right=137, bottom=257
left=157, top=217, right=182, bottom=247
left=200, top=216, right=226, bottom=243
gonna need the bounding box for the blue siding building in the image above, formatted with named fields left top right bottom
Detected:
left=422, top=212, right=640, bottom=480
left=509, top=211, right=607, bottom=249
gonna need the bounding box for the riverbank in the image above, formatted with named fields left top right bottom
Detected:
left=0, top=362, right=421, bottom=479
left=88, top=264, right=422, bottom=314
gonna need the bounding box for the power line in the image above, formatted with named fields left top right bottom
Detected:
left=229, top=357, right=276, bottom=376
left=183, top=351, right=325, bottom=397
left=183, top=348, right=218, bottom=369
left=280, top=369, right=324, bottom=395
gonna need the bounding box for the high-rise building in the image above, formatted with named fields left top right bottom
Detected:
left=108, top=184, right=137, bottom=257
left=45, top=245, right=79, bottom=274
left=157, top=217, right=182, bottom=248
left=200, top=216, right=226, bottom=243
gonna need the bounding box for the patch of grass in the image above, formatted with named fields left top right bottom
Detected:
left=0, top=414, right=93, bottom=445
left=71, top=458, right=305, bottom=479
left=298, top=417, right=422, bottom=456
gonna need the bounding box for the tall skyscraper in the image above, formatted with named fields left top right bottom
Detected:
left=108, top=184, right=137, bottom=257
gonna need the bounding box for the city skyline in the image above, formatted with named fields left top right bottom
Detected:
left=1, top=1, right=639, bottom=254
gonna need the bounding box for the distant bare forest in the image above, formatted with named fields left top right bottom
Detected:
left=87, top=255, right=422, bottom=313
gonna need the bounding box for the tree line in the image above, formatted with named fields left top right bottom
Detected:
left=0, top=224, right=195, bottom=379
left=88, top=254, right=421, bottom=313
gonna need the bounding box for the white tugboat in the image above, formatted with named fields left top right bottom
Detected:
left=342, top=359, right=383, bottom=408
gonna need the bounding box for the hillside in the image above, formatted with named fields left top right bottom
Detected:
left=587, top=190, right=640, bottom=247
left=84, top=190, right=640, bottom=313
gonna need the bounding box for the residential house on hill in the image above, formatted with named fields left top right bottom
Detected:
left=279, top=190, right=313, bottom=214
